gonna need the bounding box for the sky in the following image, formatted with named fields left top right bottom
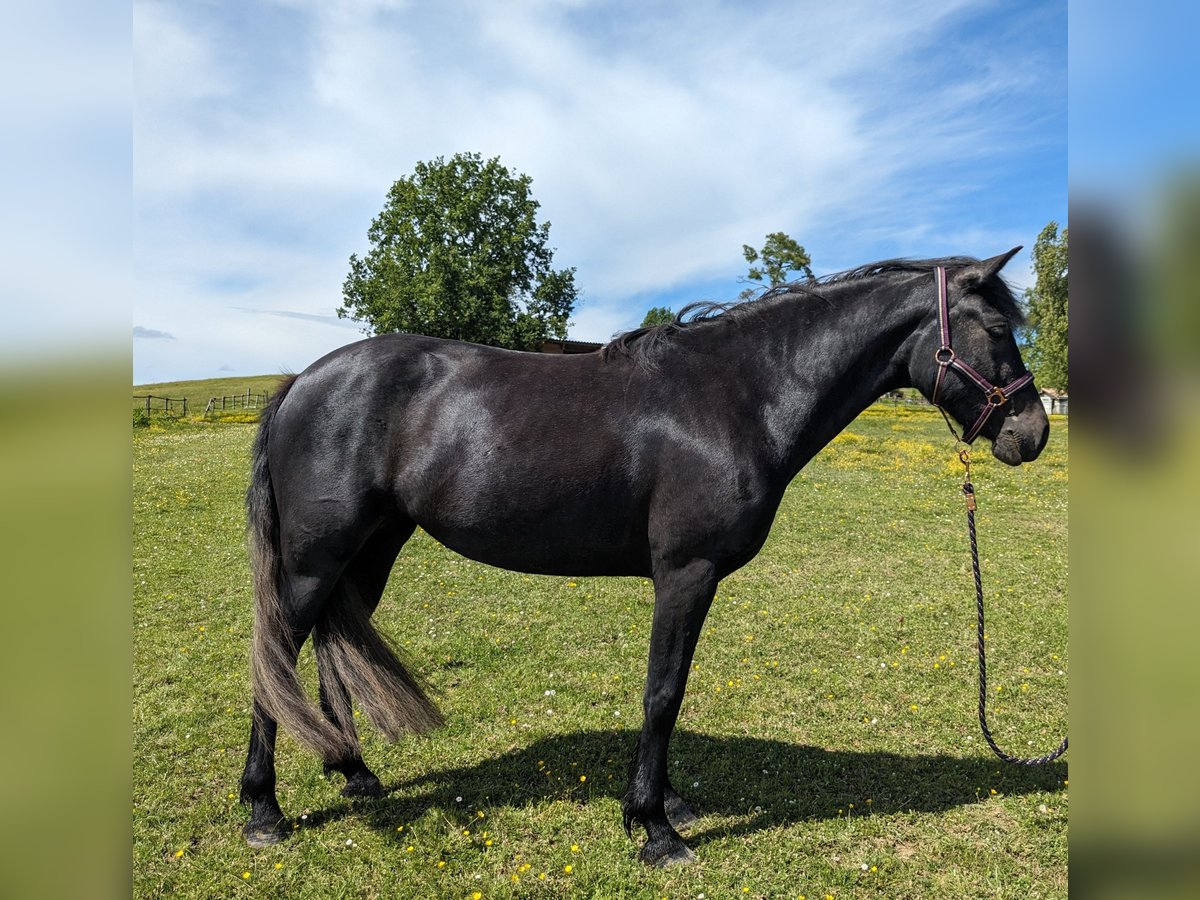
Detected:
left=131, top=0, right=1066, bottom=384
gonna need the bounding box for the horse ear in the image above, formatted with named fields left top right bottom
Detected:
left=953, top=246, right=1022, bottom=288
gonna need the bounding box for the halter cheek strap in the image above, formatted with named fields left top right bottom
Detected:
left=931, top=266, right=1034, bottom=443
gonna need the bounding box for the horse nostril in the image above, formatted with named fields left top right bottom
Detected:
left=1017, top=417, right=1049, bottom=460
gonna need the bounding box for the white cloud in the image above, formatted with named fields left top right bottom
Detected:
left=134, top=1, right=233, bottom=106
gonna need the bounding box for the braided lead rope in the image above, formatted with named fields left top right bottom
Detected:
left=962, top=469, right=1068, bottom=766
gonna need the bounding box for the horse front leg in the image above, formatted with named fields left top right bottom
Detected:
left=623, top=560, right=716, bottom=866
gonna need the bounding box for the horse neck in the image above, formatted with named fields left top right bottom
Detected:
left=701, top=276, right=928, bottom=474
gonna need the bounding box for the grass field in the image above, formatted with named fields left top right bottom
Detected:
left=134, top=374, right=290, bottom=421
left=132, top=399, right=1067, bottom=898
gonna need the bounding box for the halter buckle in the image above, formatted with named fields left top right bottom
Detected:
left=985, top=386, right=1008, bottom=407
left=934, top=346, right=955, bottom=366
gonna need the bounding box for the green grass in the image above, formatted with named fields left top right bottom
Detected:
left=133, top=402, right=1067, bottom=898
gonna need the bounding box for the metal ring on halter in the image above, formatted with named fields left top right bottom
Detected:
left=934, top=346, right=955, bottom=366
left=985, top=386, right=1008, bottom=407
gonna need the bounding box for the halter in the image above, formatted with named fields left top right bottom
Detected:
left=931, top=266, right=1034, bottom=443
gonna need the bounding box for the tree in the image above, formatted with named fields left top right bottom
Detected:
left=339, top=152, right=577, bottom=350
left=1024, top=222, right=1068, bottom=390
left=740, top=232, right=814, bottom=298
left=640, top=306, right=675, bottom=327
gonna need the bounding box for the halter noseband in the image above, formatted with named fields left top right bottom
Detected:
left=931, top=266, right=1033, bottom=443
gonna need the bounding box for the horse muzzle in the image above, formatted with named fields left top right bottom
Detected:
left=990, top=405, right=1049, bottom=466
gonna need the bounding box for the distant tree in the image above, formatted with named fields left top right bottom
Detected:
left=1024, top=222, right=1069, bottom=390
left=339, top=152, right=577, bottom=350
left=740, top=232, right=814, bottom=298
left=640, top=306, right=675, bottom=327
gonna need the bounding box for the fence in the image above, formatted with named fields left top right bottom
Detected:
left=877, top=391, right=931, bottom=406
left=205, top=389, right=269, bottom=414
left=133, top=394, right=188, bottom=416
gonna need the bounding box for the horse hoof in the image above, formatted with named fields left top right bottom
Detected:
left=639, top=839, right=696, bottom=868
left=341, top=773, right=385, bottom=798
left=244, top=824, right=289, bottom=849
left=664, top=795, right=700, bottom=833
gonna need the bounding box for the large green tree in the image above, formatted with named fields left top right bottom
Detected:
left=1024, top=222, right=1069, bottom=390
left=339, top=153, right=577, bottom=350
left=740, top=231, right=813, bottom=298
left=640, top=305, right=675, bottom=327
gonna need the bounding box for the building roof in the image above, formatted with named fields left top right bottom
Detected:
left=540, top=339, right=603, bottom=354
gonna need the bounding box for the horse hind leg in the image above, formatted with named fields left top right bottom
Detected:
left=316, top=521, right=421, bottom=798
left=241, top=568, right=339, bottom=847
left=242, top=700, right=289, bottom=847
left=318, top=675, right=382, bottom=798
left=313, top=520, right=443, bottom=794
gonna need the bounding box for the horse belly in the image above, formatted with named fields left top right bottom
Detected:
left=394, top=373, right=649, bottom=574
left=408, top=475, right=647, bottom=577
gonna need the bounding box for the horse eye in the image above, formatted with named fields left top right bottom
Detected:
left=986, top=325, right=1009, bottom=339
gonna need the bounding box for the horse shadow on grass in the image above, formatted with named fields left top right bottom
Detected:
left=300, top=729, right=1066, bottom=848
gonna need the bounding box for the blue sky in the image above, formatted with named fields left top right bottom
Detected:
left=132, top=0, right=1066, bottom=384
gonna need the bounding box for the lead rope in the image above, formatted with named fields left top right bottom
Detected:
left=956, top=442, right=1068, bottom=765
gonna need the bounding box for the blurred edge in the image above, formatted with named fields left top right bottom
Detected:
left=3, top=1, right=1200, bottom=897
left=1071, top=3, right=1200, bottom=897
left=0, top=1, right=132, bottom=897
left=0, top=359, right=131, bottom=900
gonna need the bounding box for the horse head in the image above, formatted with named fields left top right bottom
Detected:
left=913, top=248, right=1049, bottom=466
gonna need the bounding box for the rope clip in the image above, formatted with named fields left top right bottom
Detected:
left=963, top=481, right=977, bottom=511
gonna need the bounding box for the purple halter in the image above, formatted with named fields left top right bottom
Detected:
left=931, top=266, right=1034, bottom=444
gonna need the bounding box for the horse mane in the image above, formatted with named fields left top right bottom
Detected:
left=601, top=255, right=1025, bottom=368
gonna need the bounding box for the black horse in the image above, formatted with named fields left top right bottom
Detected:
left=240, top=249, right=1048, bottom=865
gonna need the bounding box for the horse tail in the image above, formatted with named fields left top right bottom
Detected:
left=312, top=583, right=444, bottom=743
left=246, top=374, right=352, bottom=759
